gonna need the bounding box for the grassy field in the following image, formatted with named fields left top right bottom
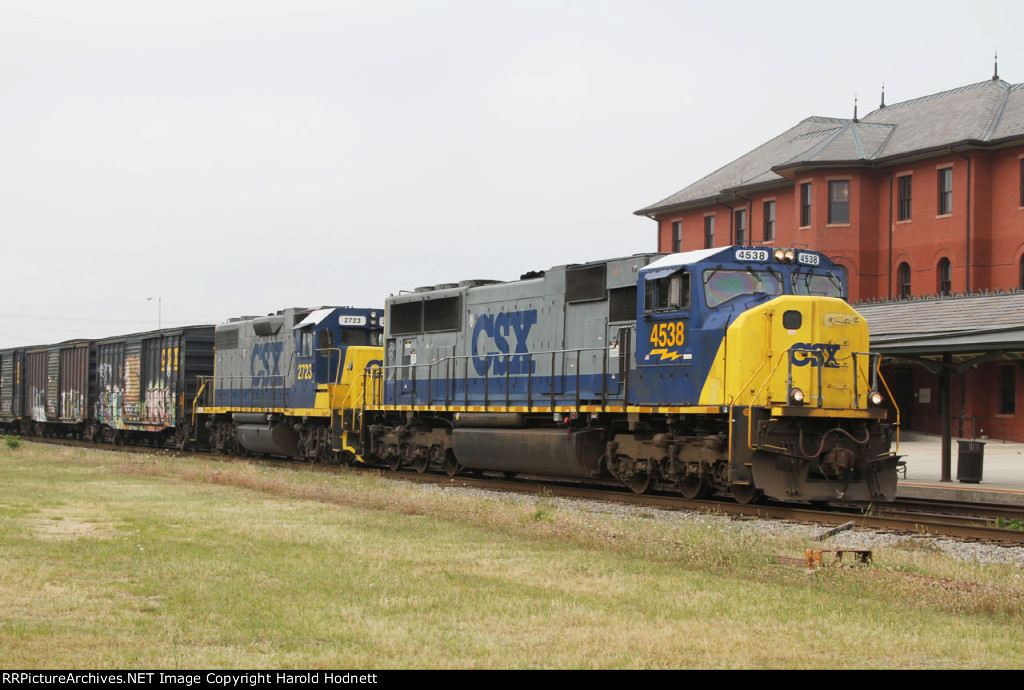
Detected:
left=1, top=440, right=1022, bottom=669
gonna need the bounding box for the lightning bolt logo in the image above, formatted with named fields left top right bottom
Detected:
left=650, top=348, right=683, bottom=361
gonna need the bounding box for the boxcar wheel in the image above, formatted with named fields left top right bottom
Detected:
left=174, top=427, right=190, bottom=452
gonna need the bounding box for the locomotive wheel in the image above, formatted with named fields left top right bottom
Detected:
left=678, top=476, right=711, bottom=500
left=627, top=472, right=652, bottom=495
left=730, top=483, right=763, bottom=505
left=414, top=455, right=429, bottom=474
left=386, top=454, right=403, bottom=471
left=443, top=451, right=461, bottom=478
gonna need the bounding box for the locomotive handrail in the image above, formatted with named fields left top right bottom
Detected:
left=850, top=351, right=881, bottom=408
left=339, top=360, right=381, bottom=412
left=190, top=375, right=210, bottom=431
left=736, top=346, right=892, bottom=456
left=194, top=352, right=294, bottom=410
left=875, top=367, right=901, bottom=454
left=852, top=351, right=901, bottom=455
left=786, top=346, right=825, bottom=409
left=738, top=351, right=791, bottom=455
left=369, top=344, right=617, bottom=412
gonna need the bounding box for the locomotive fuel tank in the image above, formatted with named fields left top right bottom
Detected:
left=451, top=426, right=604, bottom=478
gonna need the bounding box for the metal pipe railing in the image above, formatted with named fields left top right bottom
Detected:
left=371, top=345, right=618, bottom=411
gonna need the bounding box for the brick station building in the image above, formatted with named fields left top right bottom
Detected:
left=636, top=75, right=1024, bottom=443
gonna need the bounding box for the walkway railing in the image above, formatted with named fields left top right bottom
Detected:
left=362, top=345, right=622, bottom=412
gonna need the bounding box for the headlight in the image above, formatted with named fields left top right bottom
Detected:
left=789, top=387, right=806, bottom=405
left=869, top=390, right=884, bottom=406
left=773, top=248, right=796, bottom=263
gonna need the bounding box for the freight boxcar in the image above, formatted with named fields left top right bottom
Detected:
left=23, top=339, right=95, bottom=437
left=91, top=326, right=215, bottom=447
left=0, top=347, right=25, bottom=431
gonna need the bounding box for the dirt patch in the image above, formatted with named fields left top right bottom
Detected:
left=30, top=507, right=120, bottom=541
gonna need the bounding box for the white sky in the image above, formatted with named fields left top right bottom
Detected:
left=0, top=0, right=1018, bottom=347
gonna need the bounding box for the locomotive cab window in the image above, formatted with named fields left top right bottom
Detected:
left=298, top=328, right=314, bottom=357
left=703, top=269, right=782, bottom=308
left=791, top=270, right=845, bottom=299
left=644, top=270, right=690, bottom=313
left=318, top=329, right=335, bottom=350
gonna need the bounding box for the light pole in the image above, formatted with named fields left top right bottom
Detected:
left=148, top=297, right=162, bottom=329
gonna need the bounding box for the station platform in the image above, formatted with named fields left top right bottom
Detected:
left=893, top=432, right=1024, bottom=506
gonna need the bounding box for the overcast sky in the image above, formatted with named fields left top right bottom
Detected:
left=0, top=0, right=1019, bottom=347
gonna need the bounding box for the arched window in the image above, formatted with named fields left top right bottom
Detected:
left=937, top=258, right=951, bottom=296
left=1019, top=255, right=1024, bottom=290
left=897, top=263, right=911, bottom=299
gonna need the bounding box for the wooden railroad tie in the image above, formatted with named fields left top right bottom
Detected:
left=805, top=548, right=872, bottom=569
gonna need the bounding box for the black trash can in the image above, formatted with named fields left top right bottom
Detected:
left=956, top=440, right=985, bottom=483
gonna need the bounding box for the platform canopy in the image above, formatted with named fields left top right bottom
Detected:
left=856, top=290, right=1024, bottom=481
left=857, top=290, right=1024, bottom=364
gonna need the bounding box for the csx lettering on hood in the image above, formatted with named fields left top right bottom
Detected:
left=472, top=310, right=538, bottom=376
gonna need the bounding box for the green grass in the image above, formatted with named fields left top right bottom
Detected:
left=997, top=517, right=1024, bottom=531
left=1, top=442, right=1022, bottom=669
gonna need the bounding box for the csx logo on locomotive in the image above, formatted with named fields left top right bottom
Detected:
left=251, top=341, right=285, bottom=386
left=789, top=342, right=842, bottom=368
left=472, top=309, right=538, bottom=376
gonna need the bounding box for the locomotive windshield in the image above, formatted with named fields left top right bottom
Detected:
left=703, top=269, right=783, bottom=307
left=341, top=330, right=383, bottom=347
left=791, top=271, right=845, bottom=299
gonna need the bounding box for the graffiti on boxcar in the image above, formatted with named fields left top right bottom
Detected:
left=30, top=388, right=46, bottom=422
left=124, top=354, right=141, bottom=420
left=60, top=390, right=86, bottom=419
left=142, top=386, right=172, bottom=424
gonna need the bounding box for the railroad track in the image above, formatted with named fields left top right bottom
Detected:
left=18, top=437, right=1024, bottom=546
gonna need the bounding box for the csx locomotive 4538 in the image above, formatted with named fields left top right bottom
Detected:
left=349, top=246, right=900, bottom=503
left=0, top=246, right=900, bottom=504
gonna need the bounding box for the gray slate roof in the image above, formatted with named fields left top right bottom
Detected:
left=638, top=79, right=1024, bottom=215
left=856, top=290, right=1024, bottom=356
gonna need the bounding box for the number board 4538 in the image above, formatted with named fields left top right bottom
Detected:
left=734, top=249, right=769, bottom=262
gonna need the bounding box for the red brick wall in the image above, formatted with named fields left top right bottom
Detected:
left=654, top=146, right=1024, bottom=303
left=890, top=362, right=1023, bottom=444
